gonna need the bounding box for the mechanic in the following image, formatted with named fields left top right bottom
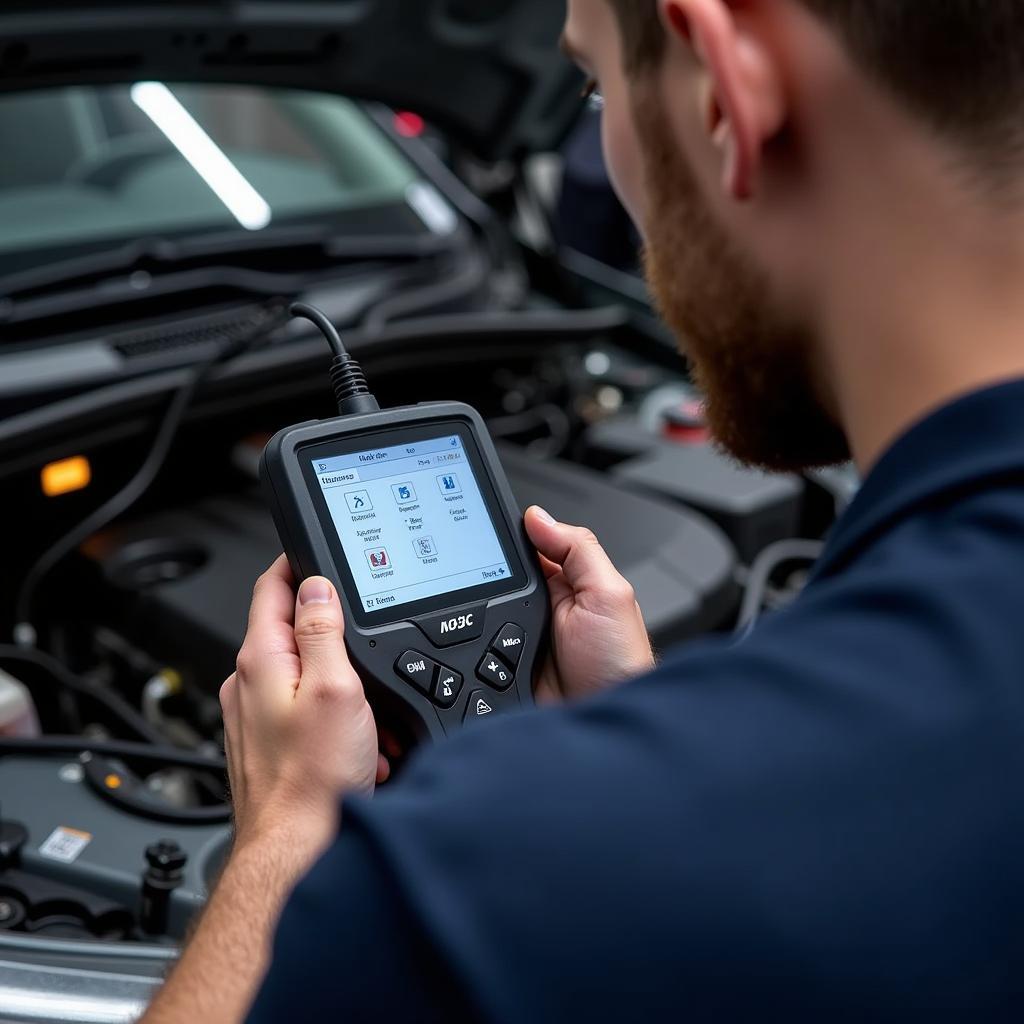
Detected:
left=145, top=0, right=1024, bottom=1019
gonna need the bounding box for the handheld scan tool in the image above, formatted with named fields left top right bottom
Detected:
left=261, top=305, right=549, bottom=741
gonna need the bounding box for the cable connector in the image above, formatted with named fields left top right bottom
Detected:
left=290, top=303, right=380, bottom=417
left=329, top=351, right=379, bottom=416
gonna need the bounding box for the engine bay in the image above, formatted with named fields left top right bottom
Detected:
left=0, top=314, right=842, bottom=959
left=0, top=38, right=845, bottom=1012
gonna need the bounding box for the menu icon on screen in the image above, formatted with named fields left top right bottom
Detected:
left=392, top=482, right=417, bottom=504
left=437, top=473, right=462, bottom=495
left=413, top=536, right=438, bottom=558
left=365, top=549, right=390, bottom=570
left=345, top=491, right=373, bottom=514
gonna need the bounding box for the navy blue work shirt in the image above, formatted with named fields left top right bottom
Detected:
left=249, top=381, right=1024, bottom=1022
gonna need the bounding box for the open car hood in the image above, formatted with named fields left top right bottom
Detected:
left=0, top=0, right=582, bottom=162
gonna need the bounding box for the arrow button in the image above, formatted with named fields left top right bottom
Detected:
left=430, top=666, right=463, bottom=710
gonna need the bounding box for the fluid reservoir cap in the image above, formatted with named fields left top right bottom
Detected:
left=663, top=399, right=710, bottom=443
left=145, top=840, right=187, bottom=875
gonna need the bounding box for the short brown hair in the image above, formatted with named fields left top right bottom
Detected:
left=605, top=0, right=1024, bottom=161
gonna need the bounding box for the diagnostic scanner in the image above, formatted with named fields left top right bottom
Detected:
left=260, top=304, right=549, bottom=741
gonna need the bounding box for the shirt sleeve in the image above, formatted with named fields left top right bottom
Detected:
left=246, top=816, right=473, bottom=1023
left=248, top=563, right=1024, bottom=1023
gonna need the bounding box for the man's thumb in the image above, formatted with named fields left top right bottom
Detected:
left=524, top=506, right=625, bottom=594
left=293, top=577, right=350, bottom=687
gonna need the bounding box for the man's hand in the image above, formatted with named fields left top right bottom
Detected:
left=524, top=506, right=655, bottom=704
left=220, top=556, right=386, bottom=857
left=144, top=558, right=385, bottom=1024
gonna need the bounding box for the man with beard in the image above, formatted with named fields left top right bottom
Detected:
left=145, top=1, right=1024, bottom=1021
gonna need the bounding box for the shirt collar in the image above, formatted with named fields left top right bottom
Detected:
left=812, top=377, right=1024, bottom=581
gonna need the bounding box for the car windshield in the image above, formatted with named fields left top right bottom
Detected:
left=0, top=83, right=424, bottom=269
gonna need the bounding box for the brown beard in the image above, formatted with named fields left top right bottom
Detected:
left=634, top=91, right=850, bottom=472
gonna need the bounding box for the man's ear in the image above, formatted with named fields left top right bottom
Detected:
left=659, top=0, right=786, bottom=200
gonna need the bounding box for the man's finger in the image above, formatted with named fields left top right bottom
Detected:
left=219, top=674, right=240, bottom=758
left=219, top=673, right=238, bottom=717
left=220, top=683, right=245, bottom=806
left=534, top=551, right=574, bottom=608
left=524, top=506, right=627, bottom=596
left=238, top=556, right=300, bottom=678
left=293, top=577, right=362, bottom=703
left=536, top=552, right=563, bottom=582
left=379, top=728, right=403, bottom=760
left=245, top=555, right=295, bottom=637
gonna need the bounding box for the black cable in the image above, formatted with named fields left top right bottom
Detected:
left=290, top=302, right=380, bottom=417
left=0, top=645, right=164, bottom=744
left=13, top=304, right=289, bottom=642
left=0, top=307, right=631, bottom=478
left=290, top=301, right=347, bottom=359
left=0, top=735, right=224, bottom=771
left=0, top=736, right=231, bottom=825
left=487, top=405, right=572, bottom=459
left=735, top=540, right=826, bottom=638
left=360, top=257, right=489, bottom=334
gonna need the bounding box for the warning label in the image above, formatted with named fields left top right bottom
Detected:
left=39, top=826, right=93, bottom=864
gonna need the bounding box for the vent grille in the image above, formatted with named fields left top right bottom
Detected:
left=111, top=305, right=274, bottom=360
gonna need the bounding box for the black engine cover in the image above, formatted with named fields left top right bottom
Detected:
left=83, top=447, right=738, bottom=691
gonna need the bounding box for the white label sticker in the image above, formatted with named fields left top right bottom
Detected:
left=39, top=826, right=92, bottom=864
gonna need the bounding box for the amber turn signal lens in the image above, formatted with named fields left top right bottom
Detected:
left=41, top=456, right=92, bottom=498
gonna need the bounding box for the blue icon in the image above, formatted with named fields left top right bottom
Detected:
left=392, top=482, right=417, bottom=504
left=345, top=490, right=373, bottom=514
left=450, top=438, right=458, bottom=447
left=437, top=473, right=462, bottom=495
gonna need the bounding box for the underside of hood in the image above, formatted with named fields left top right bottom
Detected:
left=0, top=0, right=583, bottom=161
